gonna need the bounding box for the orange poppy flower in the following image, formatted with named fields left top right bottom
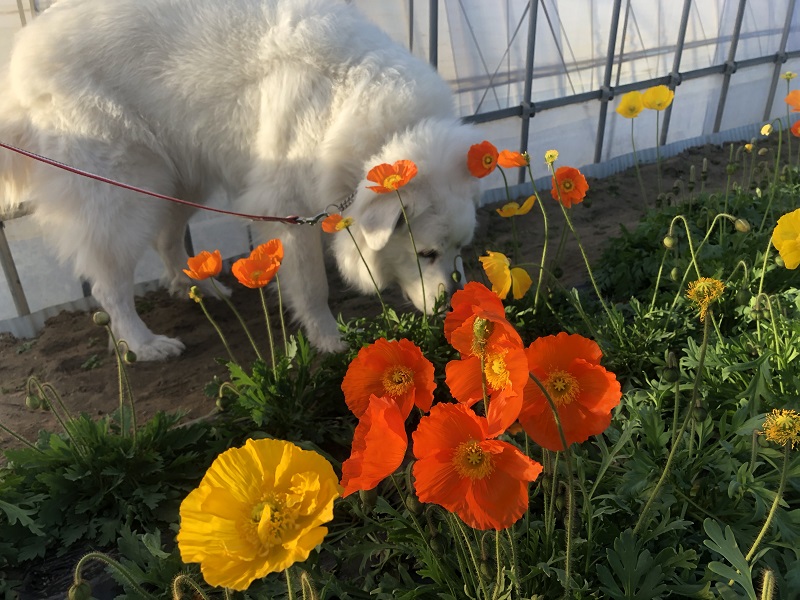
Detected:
left=321, top=213, right=353, bottom=233
left=250, top=239, right=284, bottom=264
left=232, top=256, right=281, bottom=289
left=183, top=249, right=223, bottom=280
left=785, top=90, right=800, bottom=112
left=550, top=166, right=589, bottom=208
left=497, top=149, right=528, bottom=168
left=518, top=332, right=622, bottom=451
left=467, top=141, right=499, bottom=178
left=365, top=160, right=418, bottom=193
left=445, top=345, right=529, bottom=437
left=791, top=121, right=800, bottom=138
left=444, top=282, right=522, bottom=358
left=340, top=395, right=408, bottom=497
left=341, top=338, right=435, bottom=418
left=412, top=402, right=542, bottom=530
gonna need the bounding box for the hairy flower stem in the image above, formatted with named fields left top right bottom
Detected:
left=559, top=206, right=621, bottom=341
left=258, top=288, right=277, bottom=375
left=528, top=373, right=577, bottom=598
left=450, top=513, right=491, bottom=599
left=655, top=111, right=663, bottom=195
left=0, top=420, right=39, bottom=451
left=105, top=328, right=138, bottom=445
left=526, top=166, right=550, bottom=312
left=497, top=167, right=520, bottom=263
left=390, top=475, right=458, bottom=598
left=630, top=119, right=648, bottom=203
left=171, top=574, right=211, bottom=600
left=746, top=443, right=791, bottom=563
left=195, top=286, right=237, bottom=364
left=649, top=249, right=669, bottom=312
left=345, top=227, right=392, bottom=333
left=396, top=192, right=429, bottom=332
left=634, top=312, right=712, bottom=535
left=74, top=552, right=158, bottom=600
left=721, top=143, right=735, bottom=247
left=755, top=239, right=773, bottom=344
left=759, top=119, right=784, bottom=233
left=274, top=274, right=289, bottom=355
left=27, top=378, right=88, bottom=457
left=286, top=567, right=296, bottom=600
left=211, top=280, right=262, bottom=363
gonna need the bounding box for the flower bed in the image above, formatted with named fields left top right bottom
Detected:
left=1, top=85, right=799, bottom=599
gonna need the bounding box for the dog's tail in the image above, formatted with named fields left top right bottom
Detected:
left=0, top=89, right=35, bottom=218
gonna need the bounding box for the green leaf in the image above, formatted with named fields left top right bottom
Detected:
left=0, top=499, right=44, bottom=536
left=702, top=519, right=756, bottom=600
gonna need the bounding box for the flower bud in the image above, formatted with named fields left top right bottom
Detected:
left=662, top=235, right=677, bottom=249
left=92, top=311, right=110, bottom=327
left=736, top=287, right=752, bottom=307
left=405, top=493, right=423, bottom=515
left=701, top=158, right=709, bottom=181
left=662, top=367, right=680, bottom=383
left=670, top=267, right=681, bottom=282
left=775, top=256, right=785, bottom=268
left=68, top=581, right=92, bottom=600
left=359, top=488, right=378, bottom=512
left=189, top=286, right=203, bottom=303
left=758, top=147, right=768, bottom=156
left=692, top=406, right=708, bottom=421
left=25, top=395, right=41, bottom=410
left=124, top=351, right=137, bottom=364
left=552, top=266, right=564, bottom=279
left=734, top=218, right=751, bottom=233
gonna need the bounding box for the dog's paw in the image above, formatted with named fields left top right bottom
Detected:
left=131, top=335, right=186, bottom=361
left=310, top=332, right=348, bottom=354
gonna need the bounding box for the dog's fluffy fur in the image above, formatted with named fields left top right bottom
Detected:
left=0, top=0, right=480, bottom=360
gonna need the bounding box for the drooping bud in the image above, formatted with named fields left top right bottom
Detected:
left=359, top=488, right=378, bottom=512
left=734, top=218, right=751, bottom=233
left=68, top=581, right=92, bottom=600
left=92, top=311, right=110, bottom=327
left=25, top=395, right=41, bottom=410
left=662, top=235, right=677, bottom=249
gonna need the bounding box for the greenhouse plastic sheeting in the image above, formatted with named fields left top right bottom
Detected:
left=1, top=0, right=799, bottom=333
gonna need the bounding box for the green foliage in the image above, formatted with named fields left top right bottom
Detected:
left=0, top=410, right=227, bottom=572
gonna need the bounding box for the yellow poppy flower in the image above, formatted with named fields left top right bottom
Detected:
left=781, top=71, right=798, bottom=80
left=544, top=149, right=559, bottom=165
left=642, top=85, right=675, bottom=111
left=496, top=195, right=536, bottom=217
left=479, top=251, right=533, bottom=300
left=761, top=123, right=773, bottom=136
left=615, top=91, right=644, bottom=119
left=771, top=207, right=800, bottom=269
left=177, top=439, right=341, bottom=591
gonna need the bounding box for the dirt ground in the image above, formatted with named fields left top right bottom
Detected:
left=0, top=142, right=741, bottom=450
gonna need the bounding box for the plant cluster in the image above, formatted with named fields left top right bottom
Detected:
left=0, top=83, right=799, bottom=600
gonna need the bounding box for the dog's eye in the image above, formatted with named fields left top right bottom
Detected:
left=418, top=249, right=439, bottom=261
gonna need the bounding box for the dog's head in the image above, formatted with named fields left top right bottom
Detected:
left=331, top=119, right=480, bottom=313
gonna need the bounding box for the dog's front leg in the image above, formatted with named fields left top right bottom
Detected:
left=273, top=224, right=347, bottom=353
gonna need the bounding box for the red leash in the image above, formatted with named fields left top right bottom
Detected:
left=0, top=141, right=333, bottom=225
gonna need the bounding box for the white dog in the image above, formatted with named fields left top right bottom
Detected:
left=0, top=0, right=480, bottom=360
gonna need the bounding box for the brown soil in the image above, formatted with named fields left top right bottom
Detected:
left=0, top=141, right=741, bottom=451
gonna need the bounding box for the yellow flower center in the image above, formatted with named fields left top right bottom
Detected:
left=246, top=493, right=299, bottom=548
left=382, top=174, right=403, bottom=190
left=482, top=154, right=494, bottom=167
left=484, top=349, right=511, bottom=391
left=544, top=370, right=580, bottom=406
left=762, top=409, right=800, bottom=448
left=382, top=365, right=414, bottom=397
left=335, top=216, right=354, bottom=231
left=686, top=277, right=725, bottom=321
left=453, top=440, right=494, bottom=480
left=561, top=179, right=574, bottom=192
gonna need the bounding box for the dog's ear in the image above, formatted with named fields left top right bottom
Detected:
left=354, top=197, right=404, bottom=251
